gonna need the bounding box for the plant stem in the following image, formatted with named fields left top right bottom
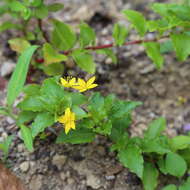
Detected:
left=35, top=35, right=169, bottom=63
left=37, top=19, right=49, bottom=42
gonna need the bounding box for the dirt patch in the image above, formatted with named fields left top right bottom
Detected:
left=0, top=0, right=190, bottom=189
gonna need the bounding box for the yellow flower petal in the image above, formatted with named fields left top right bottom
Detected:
left=69, top=77, right=76, bottom=86
left=60, top=78, right=69, bottom=87
left=79, top=88, right=88, bottom=92
left=88, top=83, right=98, bottom=90
left=65, top=123, right=71, bottom=134
left=78, top=78, right=86, bottom=88
left=87, top=76, right=96, bottom=86
left=71, top=112, right=75, bottom=121
left=71, top=121, right=75, bottom=129
left=65, top=108, right=71, bottom=118
left=58, top=115, right=67, bottom=124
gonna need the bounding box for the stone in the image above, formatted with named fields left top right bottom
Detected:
left=96, top=146, right=106, bottom=156
left=152, top=82, right=166, bottom=96
left=72, top=5, right=94, bottom=21
left=140, top=64, right=155, bottom=74
left=17, top=144, right=25, bottom=153
left=20, top=161, right=30, bottom=172
left=29, top=175, right=43, bottom=190
left=60, top=172, right=66, bottom=180
left=71, top=160, right=103, bottom=189
left=86, top=173, right=102, bottom=189
left=0, top=60, right=15, bottom=77
left=52, top=154, right=67, bottom=170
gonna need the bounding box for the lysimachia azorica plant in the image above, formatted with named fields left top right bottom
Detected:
left=1, top=0, right=190, bottom=190
left=1, top=0, right=190, bottom=75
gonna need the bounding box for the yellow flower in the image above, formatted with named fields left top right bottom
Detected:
left=60, top=77, right=77, bottom=88
left=73, top=76, right=98, bottom=92
left=58, top=108, right=76, bottom=134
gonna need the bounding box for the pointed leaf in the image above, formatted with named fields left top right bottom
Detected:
left=72, top=50, right=95, bottom=73
left=31, top=112, right=54, bottom=138
left=20, top=125, right=33, bottom=152
left=144, top=42, right=164, bottom=69
left=144, top=117, right=166, bottom=139
left=171, top=33, right=190, bottom=61
left=51, top=20, right=76, bottom=51
left=123, top=10, right=147, bottom=36
left=112, top=23, right=128, bottom=46
left=42, top=43, right=67, bottom=64
left=7, top=45, right=39, bottom=106
left=56, top=128, right=95, bottom=144
left=118, top=145, right=144, bottom=178
left=143, top=162, right=159, bottom=190
left=79, top=22, right=96, bottom=48
left=165, top=152, right=187, bottom=177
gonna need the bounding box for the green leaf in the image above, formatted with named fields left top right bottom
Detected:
left=165, top=152, right=187, bottom=177
left=178, top=148, right=190, bottom=165
left=9, top=1, right=26, bottom=12
left=0, top=21, right=21, bottom=32
left=42, top=43, right=67, bottom=64
left=88, top=93, right=106, bottom=122
left=142, top=162, right=158, bottom=190
left=31, top=112, right=54, bottom=138
left=110, top=101, right=142, bottom=119
left=40, top=77, right=64, bottom=99
left=18, top=96, right=45, bottom=112
left=20, top=125, right=33, bottom=152
left=144, top=42, right=164, bottom=69
left=30, top=0, right=42, bottom=7
left=96, top=49, right=117, bottom=64
left=56, top=128, right=95, bottom=144
left=111, top=132, right=129, bottom=151
left=94, top=120, right=112, bottom=135
left=47, top=3, right=64, bottom=12
left=0, top=106, right=9, bottom=116
left=17, top=111, right=37, bottom=125
left=162, top=184, right=177, bottom=190
left=123, top=10, right=147, bottom=36
left=8, top=38, right=31, bottom=53
left=72, top=50, right=95, bottom=73
left=118, top=145, right=144, bottom=178
left=23, top=84, right=41, bottom=96
left=151, top=3, right=170, bottom=16
left=70, top=93, right=87, bottom=105
left=160, top=40, right=174, bottom=54
left=144, top=117, right=166, bottom=139
left=0, top=5, right=8, bottom=16
left=157, top=157, right=168, bottom=175
left=79, top=22, right=96, bottom=48
left=72, top=106, right=88, bottom=120
left=0, top=135, right=13, bottom=160
left=7, top=45, right=39, bottom=106
left=33, top=5, right=48, bottom=19
left=152, top=3, right=190, bottom=22
left=142, top=136, right=170, bottom=154
left=110, top=116, right=131, bottom=144
left=170, top=136, right=190, bottom=151
left=43, top=63, right=64, bottom=76
left=171, top=33, right=190, bottom=61
left=179, top=177, right=190, bottom=190
left=112, top=23, right=128, bottom=46
left=51, top=20, right=76, bottom=51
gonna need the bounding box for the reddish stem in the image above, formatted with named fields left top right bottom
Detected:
left=37, top=19, right=49, bottom=43
left=35, top=35, right=169, bottom=63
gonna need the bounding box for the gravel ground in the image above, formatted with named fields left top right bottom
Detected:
left=0, top=0, right=190, bottom=189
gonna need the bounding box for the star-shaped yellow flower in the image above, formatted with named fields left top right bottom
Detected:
left=60, top=77, right=77, bottom=88
left=58, top=108, right=76, bottom=134
left=73, top=76, right=98, bottom=92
